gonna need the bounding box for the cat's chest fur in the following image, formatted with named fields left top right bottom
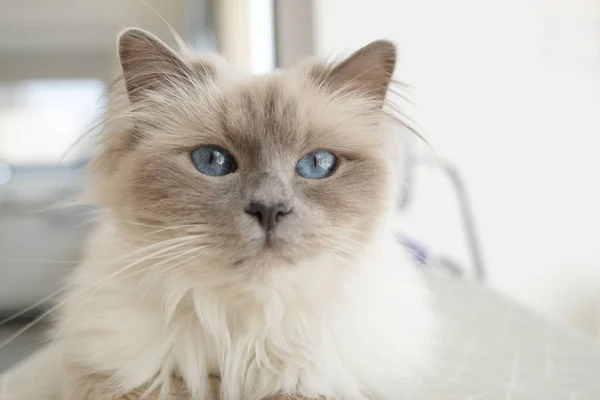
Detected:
left=169, top=288, right=344, bottom=398
left=156, top=259, right=372, bottom=398
left=60, top=227, right=434, bottom=400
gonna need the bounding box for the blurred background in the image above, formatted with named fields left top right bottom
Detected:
left=1, top=0, right=599, bottom=369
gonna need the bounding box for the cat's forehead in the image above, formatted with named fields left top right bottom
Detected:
left=146, top=70, right=386, bottom=159
left=221, top=78, right=302, bottom=141
left=209, top=73, right=383, bottom=156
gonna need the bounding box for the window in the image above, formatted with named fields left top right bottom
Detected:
left=0, top=79, right=105, bottom=165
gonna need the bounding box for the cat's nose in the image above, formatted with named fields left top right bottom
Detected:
left=245, top=201, right=292, bottom=231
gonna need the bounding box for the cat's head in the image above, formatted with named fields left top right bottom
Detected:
left=90, top=28, right=404, bottom=273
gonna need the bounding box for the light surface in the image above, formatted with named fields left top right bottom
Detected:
left=417, top=276, right=600, bottom=399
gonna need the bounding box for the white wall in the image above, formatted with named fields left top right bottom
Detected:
left=312, top=0, right=600, bottom=336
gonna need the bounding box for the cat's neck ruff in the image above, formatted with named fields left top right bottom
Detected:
left=61, top=215, right=434, bottom=399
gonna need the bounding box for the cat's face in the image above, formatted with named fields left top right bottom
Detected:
left=92, top=29, right=400, bottom=271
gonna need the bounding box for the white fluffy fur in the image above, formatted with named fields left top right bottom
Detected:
left=0, top=32, right=435, bottom=400
left=0, top=106, right=435, bottom=400
left=46, top=212, right=434, bottom=400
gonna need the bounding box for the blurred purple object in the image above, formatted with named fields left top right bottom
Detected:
left=397, top=234, right=428, bottom=266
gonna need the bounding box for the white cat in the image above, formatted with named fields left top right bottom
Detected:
left=1, top=29, right=435, bottom=400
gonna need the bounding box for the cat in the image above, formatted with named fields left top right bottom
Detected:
left=0, top=28, right=435, bottom=400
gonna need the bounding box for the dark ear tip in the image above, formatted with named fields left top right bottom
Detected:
left=370, top=39, right=396, bottom=51
left=118, top=27, right=142, bottom=42
left=117, top=27, right=156, bottom=51
left=366, top=39, right=397, bottom=62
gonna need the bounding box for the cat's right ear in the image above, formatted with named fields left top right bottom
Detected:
left=117, top=28, right=194, bottom=102
left=309, top=40, right=396, bottom=106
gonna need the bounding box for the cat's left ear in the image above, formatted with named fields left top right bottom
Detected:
left=117, top=28, right=197, bottom=102
left=311, top=40, right=396, bottom=105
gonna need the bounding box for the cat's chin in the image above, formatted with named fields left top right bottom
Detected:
left=254, top=239, right=296, bottom=265
left=228, top=234, right=307, bottom=269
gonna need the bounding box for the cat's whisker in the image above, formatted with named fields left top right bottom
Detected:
left=326, top=245, right=358, bottom=260
left=104, top=235, right=201, bottom=265
left=2, top=235, right=199, bottom=267
left=0, top=238, right=203, bottom=331
left=0, top=238, right=199, bottom=350
left=137, top=251, right=209, bottom=300
left=0, top=283, right=73, bottom=327
left=320, top=249, right=355, bottom=266
left=319, top=239, right=360, bottom=261
left=27, top=243, right=205, bottom=370
left=324, top=226, right=367, bottom=234
left=0, top=308, right=54, bottom=350
left=320, top=236, right=361, bottom=256
left=1, top=260, right=80, bottom=265
left=21, top=249, right=207, bottom=398
left=152, top=249, right=206, bottom=275
left=48, top=250, right=198, bottom=335
left=137, top=247, right=208, bottom=284
left=97, top=247, right=202, bottom=290
left=0, top=240, right=195, bottom=273
left=120, top=220, right=207, bottom=231
left=86, top=240, right=199, bottom=287
left=118, top=235, right=208, bottom=252
left=330, top=235, right=368, bottom=250
left=327, top=234, right=366, bottom=248
left=46, top=245, right=201, bottom=333
left=323, top=227, right=370, bottom=240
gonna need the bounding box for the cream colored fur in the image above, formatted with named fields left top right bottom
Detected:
left=54, top=219, right=433, bottom=400
left=1, top=29, right=435, bottom=400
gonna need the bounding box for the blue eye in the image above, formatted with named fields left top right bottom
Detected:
left=296, top=150, right=337, bottom=179
left=191, top=146, right=236, bottom=176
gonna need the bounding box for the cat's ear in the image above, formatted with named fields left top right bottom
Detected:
left=312, top=40, right=396, bottom=104
left=117, top=28, right=194, bottom=102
